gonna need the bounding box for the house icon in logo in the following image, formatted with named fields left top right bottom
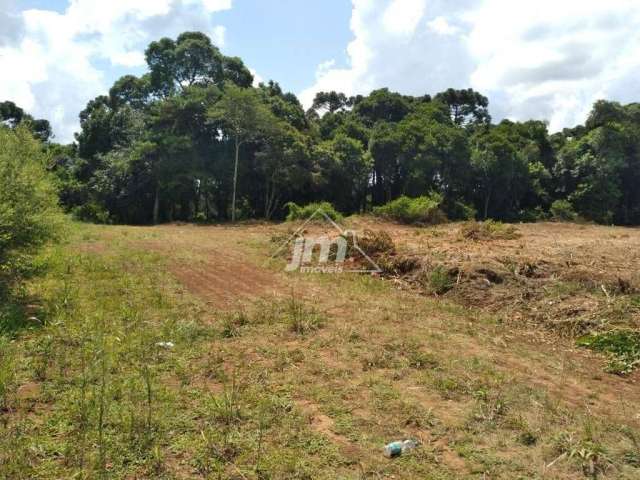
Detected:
left=270, top=208, right=382, bottom=274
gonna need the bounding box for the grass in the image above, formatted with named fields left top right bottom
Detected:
left=1, top=221, right=639, bottom=479
left=577, top=330, right=640, bottom=374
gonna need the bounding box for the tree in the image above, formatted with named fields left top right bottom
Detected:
left=470, top=130, right=528, bottom=219
left=207, top=83, right=275, bottom=221
left=434, top=88, right=491, bottom=126
left=316, top=133, right=371, bottom=213
left=255, top=123, right=312, bottom=219
left=368, top=122, right=404, bottom=204
left=354, top=88, right=411, bottom=126
left=311, top=91, right=351, bottom=114
left=0, top=100, right=52, bottom=141
left=145, top=32, right=252, bottom=96
left=397, top=102, right=471, bottom=205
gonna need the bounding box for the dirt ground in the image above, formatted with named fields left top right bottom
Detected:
left=69, top=219, right=640, bottom=478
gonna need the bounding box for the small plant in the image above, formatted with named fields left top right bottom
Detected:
left=31, top=334, right=54, bottom=381
left=577, top=330, right=640, bottom=374
left=373, top=193, right=447, bottom=225
left=551, top=431, right=612, bottom=479
left=428, top=266, right=455, bottom=295
left=209, top=378, right=242, bottom=427
left=285, top=295, right=324, bottom=335
left=220, top=310, right=250, bottom=338
left=285, top=201, right=343, bottom=222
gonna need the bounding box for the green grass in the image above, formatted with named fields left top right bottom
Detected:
left=577, top=330, right=640, bottom=375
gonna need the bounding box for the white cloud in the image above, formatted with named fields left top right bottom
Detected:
left=465, top=0, right=640, bottom=130
left=382, top=0, right=426, bottom=36
left=249, top=68, right=263, bottom=87
left=427, top=16, right=459, bottom=36
left=0, top=0, right=232, bottom=142
left=301, top=0, right=640, bottom=131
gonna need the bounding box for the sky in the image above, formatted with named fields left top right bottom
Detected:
left=2, top=0, right=640, bottom=143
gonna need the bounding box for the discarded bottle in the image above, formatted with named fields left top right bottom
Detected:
left=383, top=439, right=420, bottom=458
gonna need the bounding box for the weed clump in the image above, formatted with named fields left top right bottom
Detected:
left=427, top=266, right=456, bottom=295
left=220, top=311, right=250, bottom=338
left=459, top=220, right=521, bottom=241
left=373, top=193, right=447, bottom=225
left=577, top=330, right=640, bottom=374
left=285, top=296, right=324, bottom=335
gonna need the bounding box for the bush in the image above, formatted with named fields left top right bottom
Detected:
left=550, top=199, right=578, bottom=222
left=285, top=201, right=343, bottom=222
left=0, top=126, right=63, bottom=293
left=443, top=199, right=477, bottom=221
left=71, top=201, right=112, bottom=224
left=373, top=193, right=446, bottom=225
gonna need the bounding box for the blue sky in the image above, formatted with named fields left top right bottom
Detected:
left=2, top=0, right=640, bottom=142
left=20, top=0, right=354, bottom=94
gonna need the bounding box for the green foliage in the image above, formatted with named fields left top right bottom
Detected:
left=428, top=266, right=455, bottom=295
left=0, top=126, right=63, bottom=292
left=373, top=194, right=446, bottom=225
left=550, top=199, right=578, bottom=222
left=71, top=201, right=112, bottom=224
left=285, top=201, right=343, bottom=222
left=577, top=330, right=640, bottom=374
left=444, top=200, right=477, bottom=221
left=36, top=30, right=640, bottom=228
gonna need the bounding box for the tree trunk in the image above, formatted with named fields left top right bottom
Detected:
left=231, top=136, right=240, bottom=222
left=483, top=189, right=491, bottom=220
left=153, top=184, right=160, bottom=225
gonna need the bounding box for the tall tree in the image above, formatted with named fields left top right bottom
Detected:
left=207, top=83, right=275, bottom=221
left=435, top=88, right=491, bottom=126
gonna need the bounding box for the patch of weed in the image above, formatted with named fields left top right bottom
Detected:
left=577, top=330, right=640, bottom=374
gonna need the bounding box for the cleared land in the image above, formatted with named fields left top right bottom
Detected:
left=1, top=220, right=639, bottom=479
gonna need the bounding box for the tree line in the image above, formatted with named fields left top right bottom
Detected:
left=3, top=31, right=640, bottom=226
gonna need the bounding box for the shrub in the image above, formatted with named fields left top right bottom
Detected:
left=550, top=199, right=578, bottom=222
left=285, top=201, right=343, bottom=222
left=71, top=201, right=112, bottom=224
left=0, top=126, right=63, bottom=293
left=444, top=199, right=477, bottom=221
left=373, top=193, right=446, bottom=225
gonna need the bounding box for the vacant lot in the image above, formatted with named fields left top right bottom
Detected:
left=1, top=220, right=639, bottom=479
